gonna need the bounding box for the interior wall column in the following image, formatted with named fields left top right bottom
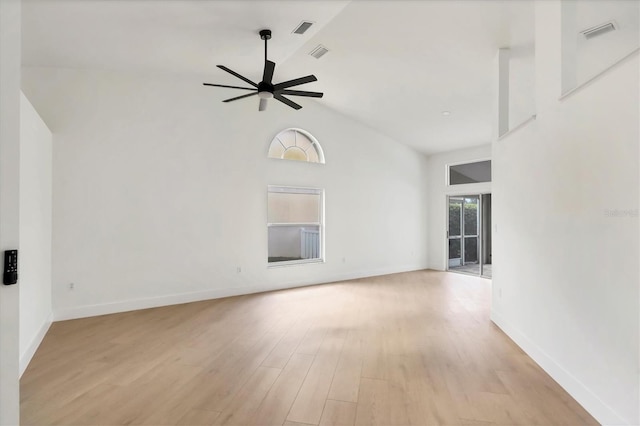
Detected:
left=0, top=0, right=22, bottom=423
left=496, top=48, right=510, bottom=137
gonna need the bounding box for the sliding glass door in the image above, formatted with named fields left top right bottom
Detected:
left=481, top=194, right=492, bottom=277
left=448, top=198, right=463, bottom=268
left=447, top=194, right=491, bottom=277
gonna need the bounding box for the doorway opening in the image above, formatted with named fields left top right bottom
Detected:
left=447, top=194, right=492, bottom=278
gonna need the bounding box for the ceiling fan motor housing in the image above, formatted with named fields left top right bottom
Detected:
left=259, top=29, right=272, bottom=40
left=258, top=81, right=274, bottom=98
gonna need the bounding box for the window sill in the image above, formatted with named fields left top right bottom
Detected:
left=267, top=258, right=325, bottom=268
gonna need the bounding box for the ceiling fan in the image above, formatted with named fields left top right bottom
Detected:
left=203, top=29, right=323, bottom=111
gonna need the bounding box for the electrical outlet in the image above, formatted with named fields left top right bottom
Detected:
left=236, top=266, right=241, bottom=273
left=69, top=282, right=75, bottom=291
left=342, top=257, right=346, bottom=263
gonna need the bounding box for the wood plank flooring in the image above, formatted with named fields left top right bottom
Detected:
left=21, top=270, right=599, bottom=425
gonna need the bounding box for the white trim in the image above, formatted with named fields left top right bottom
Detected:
left=497, top=115, right=537, bottom=141
left=268, top=222, right=320, bottom=227
left=559, top=48, right=639, bottom=101
left=267, top=258, right=325, bottom=268
left=53, top=265, right=430, bottom=322
left=444, top=185, right=492, bottom=197
left=267, top=185, right=322, bottom=195
left=267, top=127, right=325, bottom=164
left=445, top=156, right=492, bottom=168
left=19, top=313, right=52, bottom=377
left=491, top=310, right=628, bottom=426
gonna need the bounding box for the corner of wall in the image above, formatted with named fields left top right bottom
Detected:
left=490, top=2, right=639, bottom=423
left=490, top=310, right=628, bottom=425
left=19, top=314, right=52, bottom=377
left=19, top=90, right=54, bottom=377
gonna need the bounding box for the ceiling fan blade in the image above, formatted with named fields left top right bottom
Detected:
left=217, top=65, right=258, bottom=87
left=259, top=98, right=268, bottom=112
left=262, top=60, right=276, bottom=85
left=274, top=94, right=302, bottom=110
left=273, top=75, right=317, bottom=91
left=277, top=89, right=323, bottom=98
left=223, top=92, right=258, bottom=103
left=203, top=83, right=257, bottom=91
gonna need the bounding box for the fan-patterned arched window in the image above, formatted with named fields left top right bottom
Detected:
left=267, top=128, right=325, bottom=164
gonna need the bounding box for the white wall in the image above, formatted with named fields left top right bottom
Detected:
left=0, top=0, right=21, bottom=425
left=507, top=0, right=536, bottom=130
left=19, top=92, right=52, bottom=376
left=0, top=0, right=21, bottom=423
left=426, top=144, right=491, bottom=271
left=492, top=2, right=639, bottom=425
left=21, top=67, right=429, bottom=320
left=574, top=0, right=639, bottom=87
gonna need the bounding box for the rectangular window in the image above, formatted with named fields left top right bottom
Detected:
left=448, top=160, right=492, bottom=185
left=267, top=186, right=324, bottom=266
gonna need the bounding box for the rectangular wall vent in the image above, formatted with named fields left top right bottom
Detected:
left=309, top=45, right=329, bottom=59
left=293, top=21, right=314, bottom=35
left=580, top=21, right=618, bottom=40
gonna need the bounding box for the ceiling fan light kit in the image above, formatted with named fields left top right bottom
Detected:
left=203, top=29, right=323, bottom=111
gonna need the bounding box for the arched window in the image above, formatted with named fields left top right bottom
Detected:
left=267, top=128, right=325, bottom=164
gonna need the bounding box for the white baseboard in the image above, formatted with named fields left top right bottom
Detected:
left=490, top=310, right=629, bottom=426
left=53, top=264, right=429, bottom=321
left=20, top=313, right=53, bottom=377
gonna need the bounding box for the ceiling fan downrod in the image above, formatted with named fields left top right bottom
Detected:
left=258, top=29, right=274, bottom=100
left=260, top=29, right=271, bottom=63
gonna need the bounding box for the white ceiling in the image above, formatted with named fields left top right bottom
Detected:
left=22, top=1, right=350, bottom=75
left=23, top=0, right=537, bottom=154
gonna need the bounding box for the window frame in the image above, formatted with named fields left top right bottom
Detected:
left=267, top=128, right=326, bottom=164
left=446, top=158, right=492, bottom=186
left=267, top=185, right=325, bottom=268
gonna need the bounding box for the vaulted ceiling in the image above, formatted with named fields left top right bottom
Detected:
left=21, top=0, right=632, bottom=154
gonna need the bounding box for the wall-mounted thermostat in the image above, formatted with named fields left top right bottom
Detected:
left=3, top=250, right=18, bottom=285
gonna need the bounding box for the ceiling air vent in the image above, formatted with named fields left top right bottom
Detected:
left=293, top=21, right=314, bottom=35
left=580, top=21, right=618, bottom=40
left=309, top=45, right=329, bottom=59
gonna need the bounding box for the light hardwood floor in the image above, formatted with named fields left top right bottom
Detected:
left=21, top=270, right=598, bottom=425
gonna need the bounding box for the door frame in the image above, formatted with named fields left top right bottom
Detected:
left=446, top=193, right=491, bottom=277
left=447, top=197, right=463, bottom=268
